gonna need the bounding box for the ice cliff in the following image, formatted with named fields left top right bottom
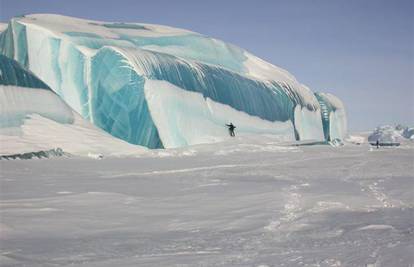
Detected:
left=0, top=14, right=347, bottom=148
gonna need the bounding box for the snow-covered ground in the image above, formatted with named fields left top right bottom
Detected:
left=0, top=136, right=413, bottom=266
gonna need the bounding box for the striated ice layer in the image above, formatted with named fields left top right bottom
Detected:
left=0, top=14, right=346, bottom=148
left=90, top=47, right=162, bottom=148
left=0, top=55, right=146, bottom=156
left=91, top=46, right=323, bottom=147
left=314, top=92, right=347, bottom=141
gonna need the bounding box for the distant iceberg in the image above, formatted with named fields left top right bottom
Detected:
left=368, top=125, right=414, bottom=143
left=0, top=14, right=347, bottom=148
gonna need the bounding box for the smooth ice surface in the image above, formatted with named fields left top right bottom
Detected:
left=144, top=80, right=295, bottom=147
left=0, top=14, right=345, bottom=147
left=0, top=85, right=74, bottom=128
left=293, top=105, right=324, bottom=141
left=1, top=137, right=413, bottom=266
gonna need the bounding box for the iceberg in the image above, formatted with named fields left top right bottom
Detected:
left=0, top=14, right=346, bottom=148
left=368, top=125, right=414, bottom=143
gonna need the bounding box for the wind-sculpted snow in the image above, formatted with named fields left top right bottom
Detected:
left=0, top=14, right=346, bottom=147
left=1, top=137, right=413, bottom=266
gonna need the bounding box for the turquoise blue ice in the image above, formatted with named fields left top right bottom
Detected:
left=0, top=14, right=347, bottom=148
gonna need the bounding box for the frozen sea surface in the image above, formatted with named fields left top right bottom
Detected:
left=0, top=137, right=413, bottom=266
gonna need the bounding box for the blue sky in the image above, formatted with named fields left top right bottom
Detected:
left=0, top=0, right=413, bottom=131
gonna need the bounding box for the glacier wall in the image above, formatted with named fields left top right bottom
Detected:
left=0, top=14, right=346, bottom=148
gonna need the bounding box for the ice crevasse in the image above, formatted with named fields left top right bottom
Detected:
left=0, top=14, right=347, bottom=148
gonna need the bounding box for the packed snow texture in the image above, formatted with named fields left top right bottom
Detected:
left=0, top=55, right=145, bottom=156
left=368, top=125, right=414, bottom=143
left=1, top=136, right=413, bottom=266
left=0, top=14, right=347, bottom=148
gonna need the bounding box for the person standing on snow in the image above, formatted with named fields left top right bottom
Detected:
left=226, top=123, right=236, bottom=137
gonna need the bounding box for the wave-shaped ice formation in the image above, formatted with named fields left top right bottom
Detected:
left=0, top=55, right=146, bottom=156
left=0, top=14, right=347, bottom=148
